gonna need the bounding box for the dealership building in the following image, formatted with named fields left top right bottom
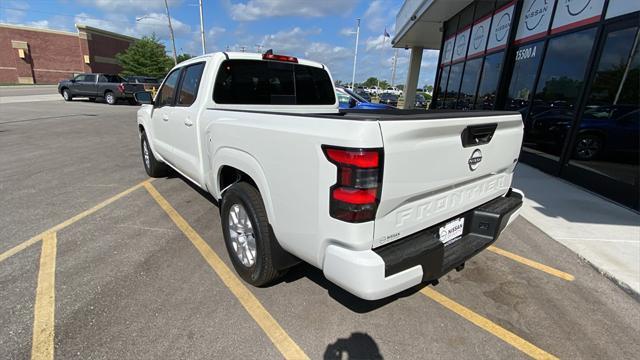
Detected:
left=0, top=23, right=136, bottom=85
left=394, top=0, right=639, bottom=209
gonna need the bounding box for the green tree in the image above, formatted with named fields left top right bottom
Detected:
left=116, top=35, right=174, bottom=79
left=425, top=85, right=433, bottom=93
left=362, top=77, right=379, bottom=87
left=177, top=53, right=193, bottom=64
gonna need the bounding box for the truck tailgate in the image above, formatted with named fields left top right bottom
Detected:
left=373, top=113, right=523, bottom=248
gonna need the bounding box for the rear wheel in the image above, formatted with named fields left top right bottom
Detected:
left=574, top=134, right=603, bottom=161
left=62, top=89, right=72, bottom=101
left=105, top=91, right=116, bottom=105
left=140, top=132, right=169, bottom=177
left=221, top=182, right=282, bottom=286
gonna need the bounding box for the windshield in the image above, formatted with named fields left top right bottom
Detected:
left=343, top=88, right=367, bottom=103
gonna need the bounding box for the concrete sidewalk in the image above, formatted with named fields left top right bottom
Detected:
left=513, top=164, right=640, bottom=297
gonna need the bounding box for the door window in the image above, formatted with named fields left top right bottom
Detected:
left=83, top=74, right=97, bottom=82
left=156, top=69, right=182, bottom=107
left=524, top=28, right=597, bottom=160
left=569, top=26, right=640, bottom=187
left=176, top=62, right=205, bottom=106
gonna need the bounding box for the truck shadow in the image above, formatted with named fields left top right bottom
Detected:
left=281, top=263, right=421, bottom=313
left=324, top=332, right=383, bottom=359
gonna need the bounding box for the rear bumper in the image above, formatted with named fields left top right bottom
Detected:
left=322, top=188, right=524, bottom=300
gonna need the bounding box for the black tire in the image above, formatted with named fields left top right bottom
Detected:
left=105, top=91, right=116, bottom=105
left=62, top=88, right=72, bottom=101
left=221, top=182, right=282, bottom=286
left=574, top=133, right=603, bottom=161
left=140, top=132, right=169, bottom=177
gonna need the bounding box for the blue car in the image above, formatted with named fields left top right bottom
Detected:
left=336, top=87, right=394, bottom=110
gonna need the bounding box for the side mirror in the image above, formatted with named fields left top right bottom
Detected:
left=349, top=98, right=357, bottom=108
left=134, top=91, right=153, bottom=105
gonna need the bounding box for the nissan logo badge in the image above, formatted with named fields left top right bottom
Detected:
left=468, top=149, right=482, bottom=171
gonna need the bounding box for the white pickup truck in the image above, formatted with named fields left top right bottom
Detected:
left=135, top=51, right=524, bottom=300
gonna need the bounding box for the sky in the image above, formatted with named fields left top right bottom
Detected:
left=0, top=0, right=440, bottom=86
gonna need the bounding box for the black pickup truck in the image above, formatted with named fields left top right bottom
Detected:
left=57, top=73, right=145, bottom=105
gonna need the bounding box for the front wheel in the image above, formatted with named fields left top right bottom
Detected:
left=105, top=91, right=116, bottom=105
left=221, top=182, right=283, bottom=286
left=140, top=132, right=168, bottom=177
left=62, top=89, right=72, bottom=101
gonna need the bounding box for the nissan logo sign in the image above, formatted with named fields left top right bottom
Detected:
left=468, top=149, right=482, bottom=171
left=525, top=0, right=550, bottom=31
left=566, top=0, right=592, bottom=16
left=495, top=13, right=511, bottom=42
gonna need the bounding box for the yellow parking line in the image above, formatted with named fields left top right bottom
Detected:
left=0, top=180, right=151, bottom=264
left=487, top=246, right=575, bottom=281
left=421, top=287, right=558, bottom=360
left=31, top=232, right=57, bottom=360
left=143, top=182, right=308, bottom=360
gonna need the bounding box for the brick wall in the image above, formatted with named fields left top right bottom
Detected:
left=0, top=24, right=136, bottom=84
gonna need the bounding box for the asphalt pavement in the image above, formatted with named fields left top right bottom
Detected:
left=1, top=97, right=638, bottom=359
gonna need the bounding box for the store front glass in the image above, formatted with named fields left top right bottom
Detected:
left=458, top=58, right=482, bottom=109
left=524, top=28, right=598, bottom=161
left=505, top=41, right=544, bottom=112
left=443, top=63, right=464, bottom=108
left=474, top=51, right=503, bottom=110
left=568, top=25, right=639, bottom=192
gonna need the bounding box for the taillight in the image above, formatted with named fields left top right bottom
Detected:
left=323, top=146, right=383, bottom=223
left=262, top=50, right=298, bottom=63
left=118, top=83, right=125, bottom=93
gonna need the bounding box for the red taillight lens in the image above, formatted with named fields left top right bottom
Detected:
left=262, top=53, right=298, bottom=63
left=323, top=146, right=383, bottom=223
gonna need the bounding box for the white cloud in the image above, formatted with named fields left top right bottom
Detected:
left=2, top=1, right=29, bottom=23
left=340, top=27, right=355, bottom=36
left=77, top=0, right=183, bottom=13
left=229, top=0, right=352, bottom=21
left=74, top=12, right=133, bottom=34
left=362, top=0, right=395, bottom=33
left=365, top=35, right=393, bottom=51
left=133, top=12, right=192, bottom=39
left=27, top=20, right=50, bottom=29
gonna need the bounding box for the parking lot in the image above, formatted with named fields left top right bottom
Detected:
left=1, top=93, right=639, bottom=360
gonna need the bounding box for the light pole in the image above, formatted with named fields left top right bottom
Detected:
left=350, top=18, right=360, bottom=90
left=163, top=0, right=178, bottom=65
left=198, top=0, right=206, bottom=54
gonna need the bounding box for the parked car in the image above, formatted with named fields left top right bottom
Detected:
left=354, top=89, right=372, bottom=102
left=385, top=87, right=402, bottom=96
left=58, top=73, right=145, bottom=105
left=379, top=92, right=399, bottom=107
left=126, top=76, right=160, bottom=91
left=368, top=86, right=382, bottom=95
left=135, top=51, right=524, bottom=300
left=336, top=87, right=393, bottom=110
left=415, top=93, right=427, bottom=108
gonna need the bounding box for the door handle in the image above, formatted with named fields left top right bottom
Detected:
left=162, top=115, right=169, bottom=122
left=184, top=119, right=193, bottom=127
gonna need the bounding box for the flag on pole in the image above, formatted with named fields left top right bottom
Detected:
left=384, top=28, right=390, bottom=38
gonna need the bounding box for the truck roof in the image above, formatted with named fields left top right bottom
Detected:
left=184, top=51, right=327, bottom=70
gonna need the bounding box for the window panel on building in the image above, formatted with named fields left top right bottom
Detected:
left=436, top=66, right=450, bottom=108
left=443, top=63, right=464, bottom=108
left=505, top=41, right=544, bottom=111
left=568, top=26, right=640, bottom=187
left=458, top=58, right=483, bottom=109
left=523, top=28, right=598, bottom=160
left=605, top=0, right=640, bottom=19
left=515, top=0, right=556, bottom=44
left=551, top=0, right=605, bottom=35
left=487, top=2, right=515, bottom=53
left=475, top=51, right=504, bottom=109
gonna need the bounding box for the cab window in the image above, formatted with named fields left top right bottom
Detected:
left=176, top=62, right=205, bottom=107
left=156, top=68, right=182, bottom=107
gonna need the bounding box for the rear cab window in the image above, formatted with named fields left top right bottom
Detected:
left=213, top=59, right=335, bottom=105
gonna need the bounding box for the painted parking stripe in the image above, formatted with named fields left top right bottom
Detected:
left=487, top=246, right=575, bottom=281
left=143, top=182, right=309, bottom=360
left=0, top=180, right=151, bottom=264
left=421, top=287, right=558, bottom=360
left=31, top=232, right=57, bottom=360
